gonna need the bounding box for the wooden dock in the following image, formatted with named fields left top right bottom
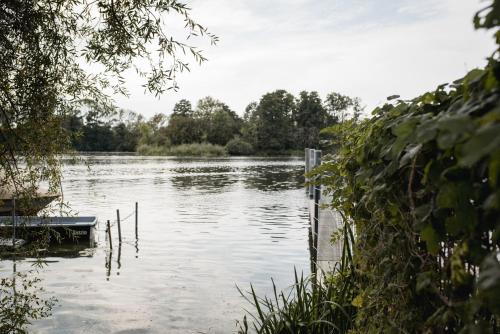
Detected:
left=305, top=148, right=343, bottom=276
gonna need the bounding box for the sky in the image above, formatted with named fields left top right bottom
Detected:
left=114, top=0, right=497, bottom=118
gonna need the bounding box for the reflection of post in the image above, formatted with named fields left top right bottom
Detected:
left=135, top=202, right=138, bottom=240
left=12, top=198, right=16, bottom=247
left=105, top=250, right=112, bottom=279
left=106, top=220, right=112, bottom=250
left=135, top=238, right=139, bottom=258
left=12, top=259, right=17, bottom=296
left=117, top=242, right=122, bottom=270
left=116, top=209, right=122, bottom=244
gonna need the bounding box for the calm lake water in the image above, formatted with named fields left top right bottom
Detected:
left=0, top=155, right=311, bottom=333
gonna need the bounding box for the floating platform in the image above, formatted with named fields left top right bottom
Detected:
left=0, top=237, right=26, bottom=249
left=0, top=216, right=97, bottom=244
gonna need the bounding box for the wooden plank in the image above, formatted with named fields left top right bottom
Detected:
left=309, top=194, right=343, bottom=275
left=0, top=238, right=26, bottom=248
left=0, top=216, right=97, bottom=227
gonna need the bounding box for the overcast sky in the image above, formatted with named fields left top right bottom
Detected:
left=114, top=0, right=497, bottom=118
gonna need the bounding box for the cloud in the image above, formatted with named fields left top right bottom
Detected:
left=114, top=0, right=496, bottom=117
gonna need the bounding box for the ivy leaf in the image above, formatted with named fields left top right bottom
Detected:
left=458, top=123, right=500, bottom=167
left=478, top=253, right=500, bottom=314
left=416, top=271, right=433, bottom=293
left=399, top=143, right=422, bottom=167
left=421, top=225, right=440, bottom=255
left=436, top=182, right=472, bottom=209
left=387, top=95, right=400, bottom=101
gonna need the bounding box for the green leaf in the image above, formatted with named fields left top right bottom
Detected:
left=421, top=225, right=440, bottom=255
left=478, top=253, right=500, bottom=314
left=392, top=118, right=419, bottom=138
left=459, top=123, right=500, bottom=167
left=416, top=271, right=433, bottom=293
left=436, top=182, right=472, bottom=209
left=399, top=143, right=422, bottom=167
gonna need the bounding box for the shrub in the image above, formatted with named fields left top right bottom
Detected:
left=136, top=144, right=169, bottom=156
left=168, top=143, right=227, bottom=156
left=226, top=137, right=254, bottom=156
left=317, top=58, right=500, bottom=333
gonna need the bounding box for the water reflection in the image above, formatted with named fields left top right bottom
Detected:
left=170, top=173, right=237, bottom=193
left=243, top=165, right=305, bottom=191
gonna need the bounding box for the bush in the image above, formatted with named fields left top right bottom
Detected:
left=316, top=58, right=500, bottom=332
left=137, top=142, right=227, bottom=156
left=168, top=143, right=227, bottom=156
left=136, top=144, right=169, bottom=156
left=225, top=137, right=254, bottom=156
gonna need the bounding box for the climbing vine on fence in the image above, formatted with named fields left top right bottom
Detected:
left=315, top=3, right=500, bottom=332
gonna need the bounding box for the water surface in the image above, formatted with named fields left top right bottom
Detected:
left=0, top=155, right=311, bottom=333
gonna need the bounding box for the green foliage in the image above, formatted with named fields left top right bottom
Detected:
left=196, top=97, right=242, bottom=146
left=226, top=137, right=254, bottom=156
left=138, top=142, right=226, bottom=156
left=253, top=90, right=297, bottom=151
left=237, top=269, right=356, bottom=334
left=168, top=143, right=227, bottom=156
left=166, top=114, right=203, bottom=145
left=317, top=48, right=500, bottom=334
left=136, top=143, right=170, bottom=156
left=294, top=91, right=327, bottom=148
left=1, top=0, right=215, bottom=207
left=0, top=270, right=56, bottom=333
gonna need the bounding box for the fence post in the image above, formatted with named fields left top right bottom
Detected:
left=305, top=148, right=310, bottom=195
left=116, top=209, right=122, bottom=244
left=313, top=150, right=322, bottom=252
left=135, top=202, right=138, bottom=239
left=309, top=150, right=315, bottom=198
left=314, top=150, right=322, bottom=202
left=106, top=220, right=112, bottom=250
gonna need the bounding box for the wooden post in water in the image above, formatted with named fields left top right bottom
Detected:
left=305, top=148, right=310, bottom=195
left=309, top=150, right=315, bottom=198
left=11, top=198, right=16, bottom=247
left=116, top=209, right=122, bottom=244
left=106, top=220, right=112, bottom=250
left=135, top=202, right=138, bottom=239
left=313, top=150, right=322, bottom=253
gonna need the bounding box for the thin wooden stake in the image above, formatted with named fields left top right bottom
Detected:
left=135, top=202, right=138, bottom=239
left=116, top=209, right=122, bottom=244
left=11, top=198, right=16, bottom=247
left=106, top=220, right=112, bottom=249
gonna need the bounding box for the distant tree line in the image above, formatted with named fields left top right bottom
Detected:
left=63, top=91, right=362, bottom=155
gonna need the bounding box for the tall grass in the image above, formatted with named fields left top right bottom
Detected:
left=237, top=218, right=357, bottom=334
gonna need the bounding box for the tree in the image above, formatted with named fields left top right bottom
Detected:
left=165, top=115, right=203, bottom=145
left=254, top=90, right=296, bottom=151
left=241, top=102, right=259, bottom=148
left=195, top=96, right=241, bottom=145
left=113, top=122, right=140, bottom=152
left=324, top=92, right=363, bottom=123
left=172, top=99, right=194, bottom=117
left=0, top=0, right=215, bottom=202
left=294, top=91, right=327, bottom=148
